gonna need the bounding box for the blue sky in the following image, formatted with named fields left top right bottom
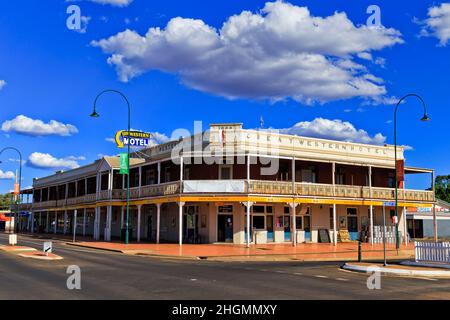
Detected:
left=0, top=0, right=448, bottom=193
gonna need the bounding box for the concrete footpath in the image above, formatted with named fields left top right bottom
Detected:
left=343, top=262, right=450, bottom=278
left=66, top=241, right=415, bottom=262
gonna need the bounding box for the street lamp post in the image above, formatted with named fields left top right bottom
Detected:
left=394, top=94, right=430, bottom=249
left=90, top=89, right=131, bottom=245
left=0, top=147, right=23, bottom=234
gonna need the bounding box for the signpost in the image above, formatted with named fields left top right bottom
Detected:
left=43, top=241, right=52, bottom=256
left=9, top=234, right=17, bottom=246
left=382, top=202, right=395, bottom=266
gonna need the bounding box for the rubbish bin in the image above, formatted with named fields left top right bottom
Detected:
left=121, top=228, right=133, bottom=241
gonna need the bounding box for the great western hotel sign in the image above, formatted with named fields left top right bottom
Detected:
left=115, top=130, right=152, bottom=148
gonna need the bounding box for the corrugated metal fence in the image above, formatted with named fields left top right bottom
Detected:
left=415, top=241, right=450, bottom=263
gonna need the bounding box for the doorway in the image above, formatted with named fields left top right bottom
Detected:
left=146, top=215, right=153, bottom=241
left=218, top=215, right=233, bottom=242
left=347, top=208, right=359, bottom=240
left=283, top=216, right=291, bottom=241
left=267, top=215, right=274, bottom=242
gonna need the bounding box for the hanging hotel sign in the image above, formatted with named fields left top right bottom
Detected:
left=115, top=130, right=152, bottom=148
left=119, top=153, right=129, bottom=175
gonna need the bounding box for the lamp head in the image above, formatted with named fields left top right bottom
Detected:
left=421, top=113, right=431, bottom=122
left=90, top=109, right=100, bottom=118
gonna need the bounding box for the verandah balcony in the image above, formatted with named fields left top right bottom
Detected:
left=246, top=180, right=435, bottom=202
left=31, top=179, right=434, bottom=210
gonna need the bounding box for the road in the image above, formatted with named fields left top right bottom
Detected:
left=0, top=233, right=449, bottom=300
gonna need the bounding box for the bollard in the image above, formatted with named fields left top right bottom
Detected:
left=358, top=241, right=362, bottom=262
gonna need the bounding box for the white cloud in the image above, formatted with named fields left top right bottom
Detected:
left=149, top=132, right=170, bottom=146
left=0, top=80, right=6, bottom=90
left=76, top=16, right=91, bottom=34
left=28, top=152, right=83, bottom=170
left=0, top=170, right=15, bottom=180
left=85, top=0, right=133, bottom=7
left=420, top=3, right=450, bottom=46
left=92, top=1, right=403, bottom=104
left=1, top=115, right=78, bottom=137
left=277, top=118, right=386, bottom=145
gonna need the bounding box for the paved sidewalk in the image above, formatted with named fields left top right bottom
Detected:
left=66, top=241, right=414, bottom=262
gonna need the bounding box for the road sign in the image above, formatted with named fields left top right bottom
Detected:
left=383, top=201, right=396, bottom=207
left=9, top=234, right=17, bottom=246
left=43, top=241, right=52, bottom=255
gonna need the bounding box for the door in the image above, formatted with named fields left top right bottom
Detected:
left=146, top=215, right=153, bottom=241
left=283, top=216, right=291, bottom=241
left=218, top=215, right=233, bottom=242
left=347, top=216, right=358, bottom=240
left=347, top=208, right=359, bottom=240
left=414, top=219, right=423, bottom=238
left=304, top=215, right=311, bottom=241
left=267, top=215, right=274, bottom=242
left=407, top=219, right=414, bottom=239
left=184, top=212, right=198, bottom=243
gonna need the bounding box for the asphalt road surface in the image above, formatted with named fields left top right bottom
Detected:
left=0, top=233, right=449, bottom=300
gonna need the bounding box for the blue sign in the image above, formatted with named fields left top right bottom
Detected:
left=383, top=202, right=396, bottom=207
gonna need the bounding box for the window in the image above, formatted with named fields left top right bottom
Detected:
left=218, top=205, right=233, bottom=213
left=184, top=167, right=190, bottom=180
left=253, top=216, right=265, bottom=230
left=388, top=173, right=395, bottom=188
left=347, top=208, right=358, bottom=215
left=296, top=216, right=303, bottom=230
left=253, top=205, right=265, bottom=214
left=164, top=167, right=171, bottom=182
left=330, top=207, right=334, bottom=229
left=219, top=165, right=232, bottom=180
left=142, top=167, right=156, bottom=186
left=101, top=173, right=109, bottom=190
left=389, top=209, right=395, bottom=220
left=266, top=206, right=273, bottom=214
left=304, top=216, right=311, bottom=232
left=336, top=167, right=345, bottom=185
left=283, top=206, right=290, bottom=214
left=301, top=166, right=316, bottom=183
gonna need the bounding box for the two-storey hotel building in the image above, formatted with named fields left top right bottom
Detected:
left=30, top=123, right=435, bottom=246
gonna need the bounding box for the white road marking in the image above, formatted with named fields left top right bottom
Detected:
left=336, top=278, right=349, bottom=281
left=314, top=275, right=328, bottom=279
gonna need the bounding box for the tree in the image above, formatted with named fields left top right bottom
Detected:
left=0, top=193, right=13, bottom=211
left=435, top=175, right=450, bottom=203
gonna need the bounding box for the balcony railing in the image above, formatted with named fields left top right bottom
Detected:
left=247, top=180, right=434, bottom=202
left=30, top=180, right=434, bottom=209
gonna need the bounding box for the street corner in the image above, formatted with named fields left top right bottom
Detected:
left=342, top=261, right=450, bottom=278
left=17, top=251, right=63, bottom=261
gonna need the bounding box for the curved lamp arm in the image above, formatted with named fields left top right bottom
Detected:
left=0, top=147, right=23, bottom=191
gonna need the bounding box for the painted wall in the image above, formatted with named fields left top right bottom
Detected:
left=423, top=220, right=450, bottom=238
